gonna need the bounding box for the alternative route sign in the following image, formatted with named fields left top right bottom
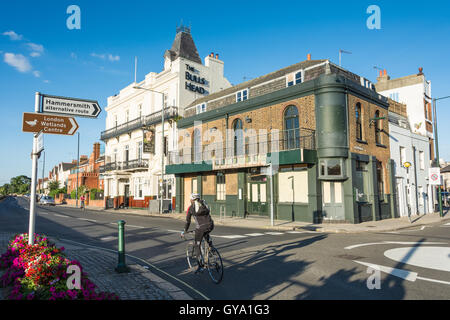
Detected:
left=22, top=112, right=79, bottom=136
left=41, top=94, right=101, bottom=118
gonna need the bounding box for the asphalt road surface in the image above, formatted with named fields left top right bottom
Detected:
left=1, top=196, right=449, bottom=300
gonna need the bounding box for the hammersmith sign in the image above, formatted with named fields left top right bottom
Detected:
left=41, top=94, right=101, bottom=118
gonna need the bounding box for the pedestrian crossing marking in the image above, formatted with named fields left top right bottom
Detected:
left=265, top=232, right=284, bottom=235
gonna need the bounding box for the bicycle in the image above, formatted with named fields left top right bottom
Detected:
left=182, top=230, right=224, bottom=284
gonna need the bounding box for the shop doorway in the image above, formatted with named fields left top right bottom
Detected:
left=246, top=175, right=269, bottom=216
left=322, top=181, right=344, bottom=221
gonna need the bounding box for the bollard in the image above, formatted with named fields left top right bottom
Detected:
left=115, top=220, right=130, bottom=273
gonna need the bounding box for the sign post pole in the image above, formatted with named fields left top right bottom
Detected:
left=28, top=92, right=40, bottom=245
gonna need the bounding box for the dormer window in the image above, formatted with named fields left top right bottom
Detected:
left=287, top=71, right=302, bottom=87
left=196, top=103, right=207, bottom=114
left=236, top=89, right=248, bottom=102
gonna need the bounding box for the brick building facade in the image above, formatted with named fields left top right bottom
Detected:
left=166, top=57, right=398, bottom=223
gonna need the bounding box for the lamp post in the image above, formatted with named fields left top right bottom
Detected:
left=133, top=86, right=165, bottom=214
left=432, top=95, right=450, bottom=218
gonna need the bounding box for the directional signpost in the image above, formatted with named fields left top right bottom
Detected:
left=41, top=94, right=101, bottom=118
left=25, top=92, right=101, bottom=244
left=23, top=112, right=79, bottom=135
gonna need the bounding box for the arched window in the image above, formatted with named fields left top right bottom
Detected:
left=284, top=105, right=300, bottom=150
left=233, top=119, right=243, bottom=156
left=355, top=103, right=362, bottom=141
left=374, top=110, right=382, bottom=144
left=193, top=129, right=202, bottom=162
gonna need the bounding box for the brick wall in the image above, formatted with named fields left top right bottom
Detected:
left=348, top=94, right=391, bottom=193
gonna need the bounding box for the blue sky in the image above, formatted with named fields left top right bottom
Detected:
left=1, top=0, right=450, bottom=184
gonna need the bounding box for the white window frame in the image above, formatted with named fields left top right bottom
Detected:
left=419, top=151, right=425, bottom=170
left=286, top=70, right=303, bottom=87
left=236, top=89, right=248, bottom=102
left=195, top=103, right=207, bottom=114
left=400, top=146, right=406, bottom=166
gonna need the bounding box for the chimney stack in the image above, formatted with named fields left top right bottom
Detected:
left=93, top=142, right=100, bottom=161
left=376, top=69, right=390, bottom=83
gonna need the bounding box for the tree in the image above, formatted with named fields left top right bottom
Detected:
left=48, top=180, right=60, bottom=192
left=9, top=175, right=31, bottom=194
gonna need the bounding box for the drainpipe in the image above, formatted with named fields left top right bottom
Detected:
left=412, top=146, right=419, bottom=214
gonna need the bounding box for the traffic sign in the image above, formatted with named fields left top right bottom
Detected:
left=41, top=94, right=101, bottom=118
left=429, top=167, right=442, bottom=185
left=22, top=112, right=79, bottom=135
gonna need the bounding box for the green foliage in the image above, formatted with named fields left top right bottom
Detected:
left=70, top=186, right=86, bottom=199
left=48, top=180, right=60, bottom=192
left=1, top=175, right=31, bottom=195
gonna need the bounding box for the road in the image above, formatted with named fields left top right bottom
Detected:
left=1, top=196, right=449, bottom=300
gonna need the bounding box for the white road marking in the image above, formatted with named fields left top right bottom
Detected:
left=39, top=212, right=48, bottom=215
left=286, top=231, right=304, bottom=234
left=77, top=218, right=97, bottom=222
left=354, top=260, right=418, bottom=281
left=245, top=233, right=265, bottom=237
left=384, top=247, right=450, bottom=272
left=443, top=222, right=450, bottom=226
left=127, top=225, right=145, bottom=229
left=354, top=260, right=450, bottom=286
left=265, top=232, right=284, bottom=235
left=54, top=214, right=69, bottom=218
left=100, top=236, right=117, bottom=241
left=212, top=235, right=247, bottom=239
left=345, top=241, right=447, bottom=250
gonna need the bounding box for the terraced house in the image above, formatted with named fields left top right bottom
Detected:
left=166, top=56, right=399, bottom=223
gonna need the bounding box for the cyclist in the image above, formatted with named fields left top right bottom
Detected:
left=80, top=195, right=85, bottom=210
left=181, top=193, right=214, bottom=272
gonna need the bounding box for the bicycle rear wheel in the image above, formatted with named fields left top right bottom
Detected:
left=207, top=246, right=223, bottom=284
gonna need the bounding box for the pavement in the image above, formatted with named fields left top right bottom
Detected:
left=0, top=231, right=192, bottom=300
left=61, top=203, right=450, bottom=234
left=2, top=197, right=449, bottom=300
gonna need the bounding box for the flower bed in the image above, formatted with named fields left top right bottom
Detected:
left=0, top=233, right=119, bottom=300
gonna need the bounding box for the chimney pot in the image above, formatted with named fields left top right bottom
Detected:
left=307, top=54, right=311, bottom=61
left=418, top=67, right=423, bottom=74
left=383, top=69, right=387, bottom=76
left=215, top=53, right=219, bottom=59
left=379, top=70, right=382, bottom=77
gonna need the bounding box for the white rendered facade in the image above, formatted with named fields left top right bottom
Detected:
left=389, top=113, right=434, bottom=216
left=101, top=27, right=231, bottom=208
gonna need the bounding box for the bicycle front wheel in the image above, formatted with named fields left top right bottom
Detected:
left=207, top=247, right=223, bottom=284
left=186, top=241, right=201, bottom=271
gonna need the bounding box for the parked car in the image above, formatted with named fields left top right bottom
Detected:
left=39, top=196, right=55, bottom=206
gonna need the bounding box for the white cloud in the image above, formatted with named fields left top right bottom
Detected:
left=32, top=70, right=41, bottom=78
left=2, top=30, right=23, bottom=41
left=4, top=53, right=32, bottom=72
left=70, top=52, right=77, bottom=59
left=26, top=42, right=44, bottom=57
left=91, top=52, right=120, bottom=62
left=108, top=54, right=120, bottom=62
left=43, top=80, right=50, bottom=83
left=26, top=42, right=44, bottom=53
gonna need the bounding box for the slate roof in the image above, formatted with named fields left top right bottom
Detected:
left=187, top=59, right=327, bottom=108
left=164, top=27, right=202, bottom=65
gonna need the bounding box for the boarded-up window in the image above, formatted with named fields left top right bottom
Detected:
left=278, top=171, right=308, bottom=203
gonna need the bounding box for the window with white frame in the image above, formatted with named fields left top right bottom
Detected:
left=287, top=71, right=302, bottom=87
left=134, top=177, right=143, bottom=199
left=216, top=173, right=226, bottom=201
left=400, top=147, right=406, bottom=166
left=419, top=151, right=424, bottom=170
left=137, top=141, right=143, bottom=160
left=196, top=103, right=207, bottom=114
left=418, top=186, right=424, bottom=206
left=236, top=89, right=248, bottom=102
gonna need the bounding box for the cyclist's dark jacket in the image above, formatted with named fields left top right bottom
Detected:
left=184, top=200, right=213, bottom=232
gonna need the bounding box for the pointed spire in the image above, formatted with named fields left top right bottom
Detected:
left=165, top=23, right=202, bottom=64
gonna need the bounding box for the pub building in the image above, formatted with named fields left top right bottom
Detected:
left=166, top=56, right=400, bottom=223
left=100, top=24, right=231, bottom=210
